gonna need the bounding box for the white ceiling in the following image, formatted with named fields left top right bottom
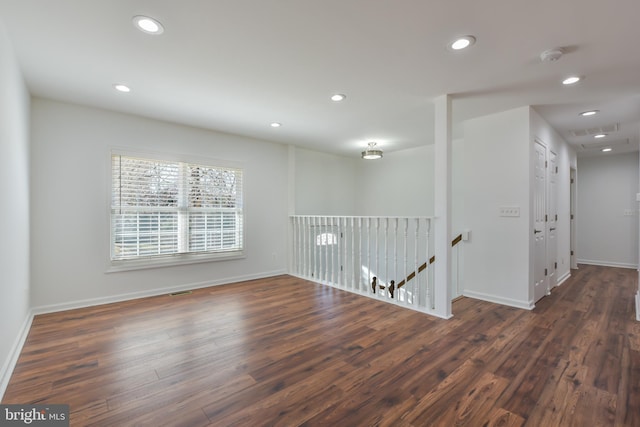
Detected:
left=1, top=0, right=639, bottom=157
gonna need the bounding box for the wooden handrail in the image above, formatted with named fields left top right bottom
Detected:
left=380, top=234, right=462, bottom=298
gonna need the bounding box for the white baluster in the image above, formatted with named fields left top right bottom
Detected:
left=292, top=217, right=296, bottom=275
left=414, top=218, right=419, bottom=307
left=367, top=217, right=372, bottom=293
left=384, top=217, right=389, bottom=299
left=322, top=216, right=326, bottom=283
left=330, top=216, right=335, bottom=286
left=305, top=216, right=310, bottom=278
left=340, top=217, right=345, bottom=288
left=303, top=216, right=306, bottom=278
left=403, top=218, right=408, bottom=304
left=393, top=218, right=398, bottom=301
left=351, top=217, right=355, bottom=291
left=426, top=218, right=432, bottom=310
left=299, top=217, right=302, bottom=277
left=313, top=216, right=318, bottom=281
left=324, top=216, right=328, bottom=284
left=358, top=217, right=363, bottom=292
left=340, top=216, right=344, bottom=287
left=297, top=217, right=302, bottom=276
left=375, top=217, right=380, bottom=296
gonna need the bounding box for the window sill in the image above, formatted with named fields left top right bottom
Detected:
left=106, top=251, right=245, bottom=273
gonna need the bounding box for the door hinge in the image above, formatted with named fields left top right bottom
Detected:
left=571, top=214, right=574, bottom=220
left=545, top=214, right=548, bottom=222
left=571, top=250, right=574, bottom=256
left=545, top=160, right=548, bottom=168
left=554, top=262, right=557, bottom=269
left=555, top=214, right=558, bottom=221
left=571, top=178, right=574, bottom=184
left=545, top=268, right=548, bottom=276
left=556, top=166, right=558, bottom=173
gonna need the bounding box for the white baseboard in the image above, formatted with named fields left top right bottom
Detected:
left=0, top=310, right=34, bottom=401
left=31, top=270, right=287, bottom=316
left=556, top=271, right=571, bottom=287
left=577, top=259, right=638, bottom=269
left=636, top=292, right=640, bottom=322
left=463, top=290, right=534, bottom=310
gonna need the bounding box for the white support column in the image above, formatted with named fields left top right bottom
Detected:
left=434, top=95, right=453, bottom=319
left=637, top=132, right=640, bottom=321
left=287, top=145, right=296, bottom=274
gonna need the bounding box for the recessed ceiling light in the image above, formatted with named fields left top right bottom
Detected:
left=562, top=76, right=581, bottom=85
left=601, top=148, right=612, bottom=152
left=133, top=15, right=164, bottom=35
left=331, top=94, right=346, bottom=102
left=579, top=110, right=599, bottom=117
left=449, top=36, right=476, bottom=51
left=594, top=134, right=607, bottom=139
left=270, top=122, right=282, bottom=128
left=114, top=84, right=131, bottom=93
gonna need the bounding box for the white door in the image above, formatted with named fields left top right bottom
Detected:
left=547, top=150, right=558, bottom=289
left=533, top=141, right=548, bottom=302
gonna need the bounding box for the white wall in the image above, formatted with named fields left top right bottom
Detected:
left=0, top=22, right=31, bottom=396
left=292, top=144, right=436, bottom=218
left=577, top=152, right=639, bottom=268
left=462, top=107, right=532, bottom=308
left=356, top=145, right=434, bottom=217
left=30, top=99, right=289, bottom=310
left=292, top=147, right=358, bottom=215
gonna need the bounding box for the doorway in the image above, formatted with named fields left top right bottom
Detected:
left=570, top=167, right=577, bottom=269
left=533, top=140, right=548, bottom=302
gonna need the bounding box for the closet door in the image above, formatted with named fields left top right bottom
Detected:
left=533, top=140, right=548, bottom=302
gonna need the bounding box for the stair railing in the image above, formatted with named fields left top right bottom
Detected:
left=290, top=216, right=438, bottom=314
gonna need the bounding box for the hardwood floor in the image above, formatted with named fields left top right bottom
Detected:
left=3, top=264, right=639, bottom=426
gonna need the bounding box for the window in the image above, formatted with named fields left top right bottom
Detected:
left=316, top=232, right=337, bottom=246
left=111, top=154, right=243, bottom=264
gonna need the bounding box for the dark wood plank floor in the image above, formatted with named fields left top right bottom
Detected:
left=3, top=264, right=639, bottom=426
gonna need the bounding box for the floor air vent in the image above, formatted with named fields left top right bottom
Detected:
left=169, top=290, right=192, bottom=296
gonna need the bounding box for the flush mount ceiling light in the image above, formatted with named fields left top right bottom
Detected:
left=361, top=142, right=383, bottom=160
left=562, top=75, right=582, bottom=85
left=594, top=133, right=607, bottom=139
left=449, top=35, right=476, bottom=51
left=601, top=148, right=612, bottom=152
left=270, top=122, right=282, bottom=128
left=133, top=15, right=164, bottom=34
left=579, top=110, right=599, bottom=117
left=331, top=94, right=346, bottom=102
left=113, top=84, right=131, bottom=93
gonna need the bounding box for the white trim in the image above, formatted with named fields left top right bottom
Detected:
left=31, top=270, right=286, bottom=316
left=463, top=290, right=535, bottom=310
left=577, top=259, right=638, bottom=269
left=0, top=311, right=34, bottom=401
left=555, top=271, right=571, bottom=287
left=636, top=292, right=640, bottom=322
left=106, top=252, right=245, bottom=273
